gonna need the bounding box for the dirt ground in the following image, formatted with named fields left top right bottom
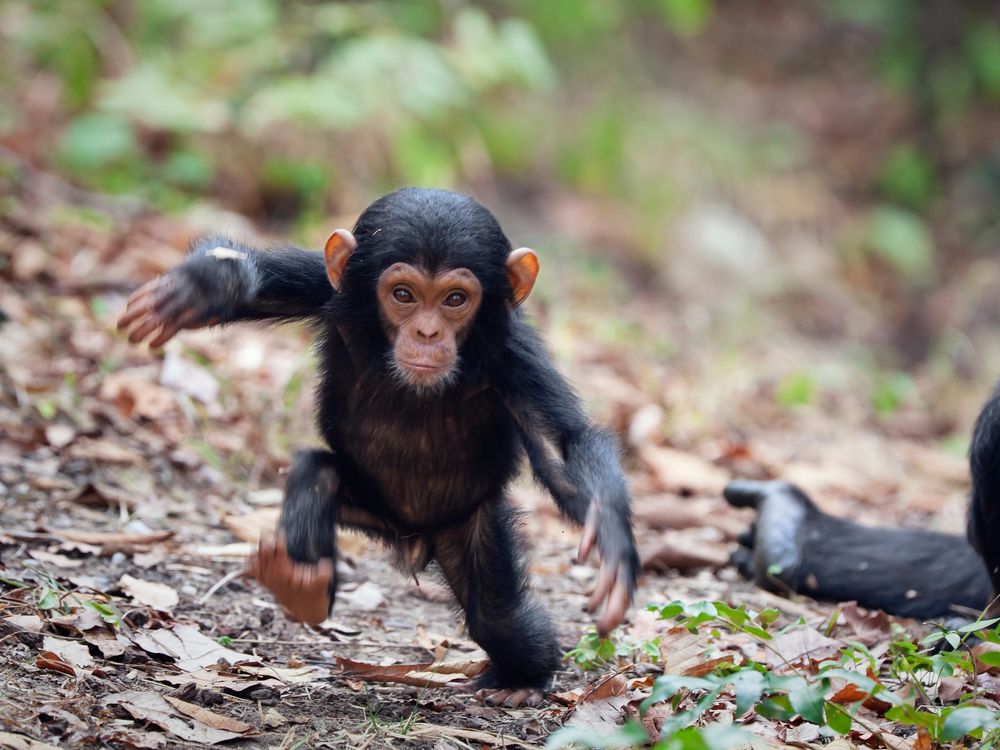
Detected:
left=0, top=168, right=990, bottom=749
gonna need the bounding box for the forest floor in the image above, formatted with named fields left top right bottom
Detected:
left=0, top=167, right=994, bottom=749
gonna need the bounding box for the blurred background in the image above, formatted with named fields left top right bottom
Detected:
left=2, top=0, right=1000, bottom=528
left=4, top=5, right=1000, bottom=742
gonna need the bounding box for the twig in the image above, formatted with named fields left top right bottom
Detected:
left=199, top=568, right=246, bottom=604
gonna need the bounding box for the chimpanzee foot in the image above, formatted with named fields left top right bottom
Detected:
left=246, top=534, right=334, bottom=625
left=723, top=480, right=813, bottom=592
left=475, top=687, right=544, bottom=708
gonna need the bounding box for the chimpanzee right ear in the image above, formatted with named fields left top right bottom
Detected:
left=324, top=229, right=358, bottom=291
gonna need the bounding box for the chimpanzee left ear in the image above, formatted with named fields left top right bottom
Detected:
left=324, top=229, right=358, bottom=291
left=506, top=248, right=539, bottom=309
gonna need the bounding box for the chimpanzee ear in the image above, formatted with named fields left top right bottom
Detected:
left=506, top=248, right=539, bottom=309
left=324, top=229, right=358, bottom=291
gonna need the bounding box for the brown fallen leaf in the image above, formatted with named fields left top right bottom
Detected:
left=67, top=438, right=143, bottom=464
left=938, top=675, right=969, bottom=703
left=102, top=690, right=251, bottom=744
left=0, top=731, right=62, bottom=750
left=27, top=549, right=83, bottom=569
left=129, top=624, right=250, bottom=671
left=84, top=630, right=131, bottom=658
left=235, top=664, right=331, bottom=684
left=641, top=533, right=730, bottom=572
left=658, top=626, right=734, bottom=675
left=633, top=495, right=747, bottom=538
left=41, top=636, right=94, bottom=669
left=766, top=626, right=842, bottom=669
left=100, top=370, right=177, bottom=420
left=840, top=602, right=893, bottom=644
left=4, top=614, right=44, bottom=632
left=580, top=673, right=629, bottom=702
left=332, top=655, right=488, bottom=688
left=55, top=529, right=173, bottom=553
left=829, top=681, right=893, bottom=713
left=35, top=650, right=78, bottom=677
left=639, top=445, right=729, bottom=495
left=164, top=695, right=256, bottom=734
left=223, top=508, right=279, bottom=544
left=973, top=642, right=1000, bottom=675
left=119, top=574, right=179, bottom=611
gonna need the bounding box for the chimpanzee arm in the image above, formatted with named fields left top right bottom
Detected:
left=969, top=382, right=1000, bottom=594
left=118, top=237, right=330, bottom=346
left=500, top=320, right=639, bottom=634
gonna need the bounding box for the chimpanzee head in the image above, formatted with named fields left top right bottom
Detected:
left=324, top=188, right=538, bottom=392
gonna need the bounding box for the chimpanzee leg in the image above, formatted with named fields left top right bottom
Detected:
left=251, top=449, right=403, bottom=624
left=433, top=500, right=561, bottom=707
left=969, top=384, right=1000, bottom=598
left=725, top=480, right=992, bottom=619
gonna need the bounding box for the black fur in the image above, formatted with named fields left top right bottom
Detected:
left=727, top=382, right=1000, bottom=620
left=166, top=188, right=638, bottom=690
left=969, top=382, right=1000, bottom=596
left=725, top=479, right=993, bottom=619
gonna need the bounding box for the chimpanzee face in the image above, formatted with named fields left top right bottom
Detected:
left=375, top=262, right=483, bottom=390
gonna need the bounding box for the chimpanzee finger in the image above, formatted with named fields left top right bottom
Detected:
left=117, top=286, right=159, bottom=330
left=481, top=689, right=512, bottom=706
left=127, top=314, right=166, bottom=344
left=597, top=572, right=631, bottom=637
left=587, top=560, right=615, bottom=613
left=576, top=509, right=597, bottom=564
left=147, top=308, right=199, bottom=348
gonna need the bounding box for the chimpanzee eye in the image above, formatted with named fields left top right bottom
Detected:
left=443, top=291, right=468, bottom=307
left=393, top=287, right=415, bottom=303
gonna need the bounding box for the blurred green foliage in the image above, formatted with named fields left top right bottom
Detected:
left=0, top=0, right=997, bottom=280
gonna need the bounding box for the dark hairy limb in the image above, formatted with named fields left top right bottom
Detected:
left=725, top=479, right=993, bottom=619
left=118, top=237, right=330, bottom=346
left=501, top=321, right=639, bottom=636
left=969, top=382, right=1000, bottom=595
left=433, top=501, right=561, bottom=706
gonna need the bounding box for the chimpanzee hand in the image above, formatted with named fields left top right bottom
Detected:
left=576, top=503, right=639, bottom=637
left=117, top=249, right=255, bottom=346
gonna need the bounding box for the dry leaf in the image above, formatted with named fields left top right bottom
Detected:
left=236, top=664, right=331, bottom=684
left=28, top=549, right=83, bottom=569
left=640, top=445, right=729, bottom=495
left=331, top=655, right=487, bottom=688
left=0, top=731, right=62, bottom=750
left=67, top=438, right=143, bottom=464
left=160, top=352, right=219, bottom=405
left=5, top=615, right=44, bottom=632
left=55, top=529, right=173, bottom=552
left=164, top=696, right=256, bottom=734
left=102, top=690, right=249, bottom=744
left=766, top=626, right=842, bottom=669
left=581, top=674, right=629, bottom=701
left=41, top=636, right=93, bottom=668
left=223, top=508, right=279, bottom=544
left=129, top=624, right=250, bottom=671
left=35, top=650, right=78, bottom=677
left=339, top=582, right=385, bottom=611
left=119, top=574, right=179, bottom=611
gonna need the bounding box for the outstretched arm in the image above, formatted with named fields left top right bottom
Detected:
left=118, top=237, right=331, bottom=346
left=500, top=321, right=639, bottom=636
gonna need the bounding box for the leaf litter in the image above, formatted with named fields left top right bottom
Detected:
left=2, top=158, right=996, bottom=749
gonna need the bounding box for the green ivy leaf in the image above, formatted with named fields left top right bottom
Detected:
left=940, top=706, right=998, bottom=741
left=788, top=681, right=827, bottom=725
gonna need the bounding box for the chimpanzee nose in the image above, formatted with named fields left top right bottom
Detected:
left=416, top=317, right=441, bottom=341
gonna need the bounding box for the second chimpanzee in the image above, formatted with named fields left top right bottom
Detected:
left=118, top=188, right=639, bottom=706
left=725, top=382, right=1000, bottom=620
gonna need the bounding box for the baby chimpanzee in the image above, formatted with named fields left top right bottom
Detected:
left=119, top=188, right=639, bottom=706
